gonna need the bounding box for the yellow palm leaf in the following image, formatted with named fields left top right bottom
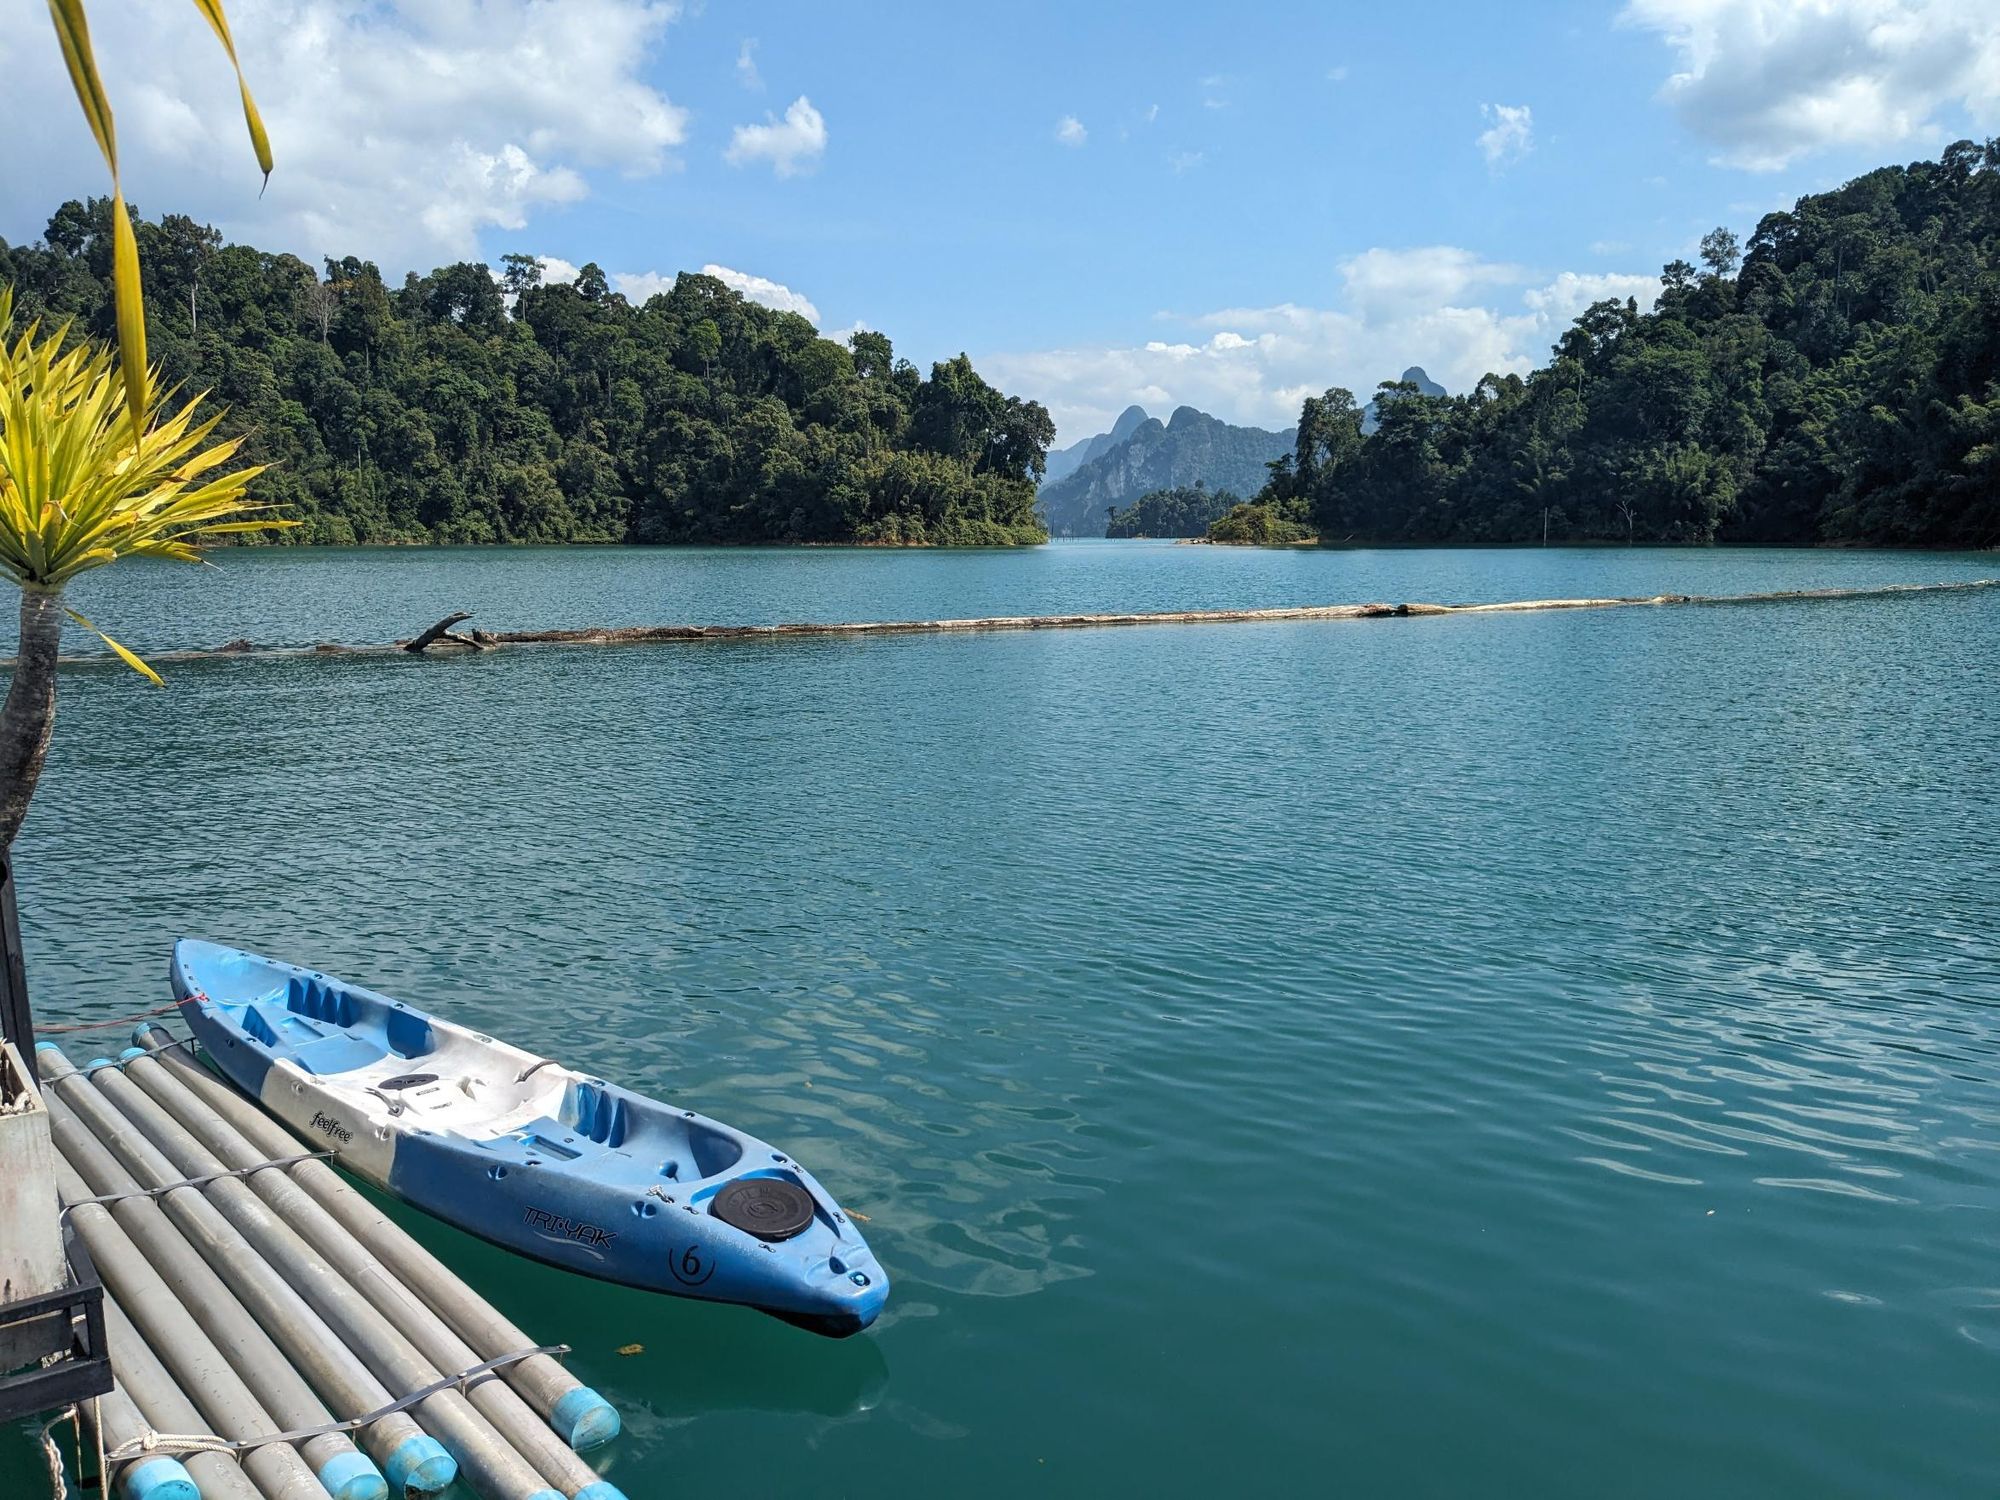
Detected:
left=44, top=0, right=271, bottom=430
left=0, top=299, right=293, bottom=679
left=187, top=0, right=273, bottom=183
left=64, top=607, right=163, bottom=687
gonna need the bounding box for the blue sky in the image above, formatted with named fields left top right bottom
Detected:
left=1, top=0, right=1996, bottom=440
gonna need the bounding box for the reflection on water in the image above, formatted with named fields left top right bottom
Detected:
left=10, top=546, right=1999, bottom=1498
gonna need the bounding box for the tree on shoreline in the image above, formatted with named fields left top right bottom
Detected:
left=1213, top=142, right=2000, bottom=550
left=0, top=212, right=1054, bottom=549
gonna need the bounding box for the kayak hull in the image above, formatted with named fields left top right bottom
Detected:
left=172, top=939, right=887, bottom=1336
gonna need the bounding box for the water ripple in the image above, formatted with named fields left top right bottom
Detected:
left=11, top=547, right=2000, bottom=1499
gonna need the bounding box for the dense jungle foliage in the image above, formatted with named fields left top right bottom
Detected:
left=1104, top=482, right=1242, bottom=538
left=1219, top=144, right=2000, bottom=549
left=0, top=201, right=1053, bottom=545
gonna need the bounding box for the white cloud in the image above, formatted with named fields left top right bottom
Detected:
left=611, top=270, right=674, bottom=302
left=725, top=95, right=827, bottom=176
left=735, top=37, right=762, bottom=91
left=1169, top=150, right=1206, bottom=174
left=1327, top=65, right=1350, bottom=83
left=1477, top=103, right=1535, bottom=167
left=983, top=248, right=1660, bottom=442
left=1143, top=103, right=1161, bottom=124
left=512, top=259, right=821, bottom=324
left=1622, top=0, right=2000, bottom=170
left=1055, top=115, right=1088, bottom=147
left=0, top=0, right=687, bottom=272
left=1589, top=238, right=1634, bottom=255
left=1339, top=245, right=1523, bottom=315
left=697, top=263, right=820, bottom=322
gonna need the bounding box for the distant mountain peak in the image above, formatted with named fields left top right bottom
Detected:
left=1036, top=405, right=1295, bottom=537
left=1362, top=365, right=1448, bottom=433
left=1041, top=404, right=1154, bottom=491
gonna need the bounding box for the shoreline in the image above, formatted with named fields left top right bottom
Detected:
left=210, top=534, right=1997, bottom=553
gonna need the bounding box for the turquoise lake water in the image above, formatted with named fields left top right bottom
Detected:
left=8, top=542, right=2000, bottom=1497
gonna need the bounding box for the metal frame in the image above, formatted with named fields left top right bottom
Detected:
left=0, top=853, right=31, bottom=1056
left=0, top=855, right=112, bottom=1420
left=0, top=1229, right=112, bottom=1423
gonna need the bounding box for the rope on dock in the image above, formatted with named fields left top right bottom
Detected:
left=36, top=1404, right=80, bottom=1500
left=96, top=1343, right=574, bottom=1463
left=58, top=1150, right=336, bottom=1212
left=38, top=1001, right=182, bottom=1035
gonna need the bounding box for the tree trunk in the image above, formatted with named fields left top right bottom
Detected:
left=0, top=590, right=63, bottom=849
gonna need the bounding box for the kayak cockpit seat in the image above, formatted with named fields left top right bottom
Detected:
left=241, top=1002, right=388, bottom=1075
left=292, top=1032, right=390, bottom=1075
left=503, top=1116, right=622, bottom=1165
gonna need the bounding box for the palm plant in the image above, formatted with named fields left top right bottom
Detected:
left=46, top=0, right=270, bottom=429
left=0, top=0, right=276, bottom=848
left=0, top=293, right=289, bottom=843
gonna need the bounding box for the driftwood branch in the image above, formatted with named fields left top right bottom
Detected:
left=403, top=612, right=484, bottom=653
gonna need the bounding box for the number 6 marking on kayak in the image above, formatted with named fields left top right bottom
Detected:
left=670, top=1244, right=714, bottom=1287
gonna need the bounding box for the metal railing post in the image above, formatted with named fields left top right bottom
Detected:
left=0, top=852, right=34, bottom=1057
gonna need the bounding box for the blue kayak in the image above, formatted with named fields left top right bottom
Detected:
left=172, top=939, right=888, bottom=1336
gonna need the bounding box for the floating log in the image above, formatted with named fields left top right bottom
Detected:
left=32, top=578, right=1997, bottom=668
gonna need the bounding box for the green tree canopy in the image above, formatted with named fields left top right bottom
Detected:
left=0, top=203, right=1053, bottom=547
left=1218, top=142, right=2000, bottom=549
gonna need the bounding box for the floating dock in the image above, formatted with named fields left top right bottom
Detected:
left=31, top=1026, right=627, bottom=1500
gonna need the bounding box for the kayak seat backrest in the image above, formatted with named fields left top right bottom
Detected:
left=243, top=1004, right=280, bottom=1048
left=384, top=1007, right=436, bottom=1060
left=567, top=1082, right=629, bottom=1148
left=243, top=1001, right=387, bottom=1075
left=285, top=976, right=357, bottom=1028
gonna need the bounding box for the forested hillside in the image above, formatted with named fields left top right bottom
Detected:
left=1229, top=143, right=2000, bottom=549
left=0, top=201, right=1053, bottom=545
left=1104, top=483, right=1242, bottom=538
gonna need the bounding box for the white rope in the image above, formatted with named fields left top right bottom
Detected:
left=101, top=1429, right=240, bottom=1462
left=37, top=1406, right=74, bottom=1500
left=89, top=1396, right=105, bottom=1494
left=98, top=1341, right=570, bottom=1463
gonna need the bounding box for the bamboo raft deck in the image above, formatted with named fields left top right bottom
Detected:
left=30, top=1027, right=626, bottom=1500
